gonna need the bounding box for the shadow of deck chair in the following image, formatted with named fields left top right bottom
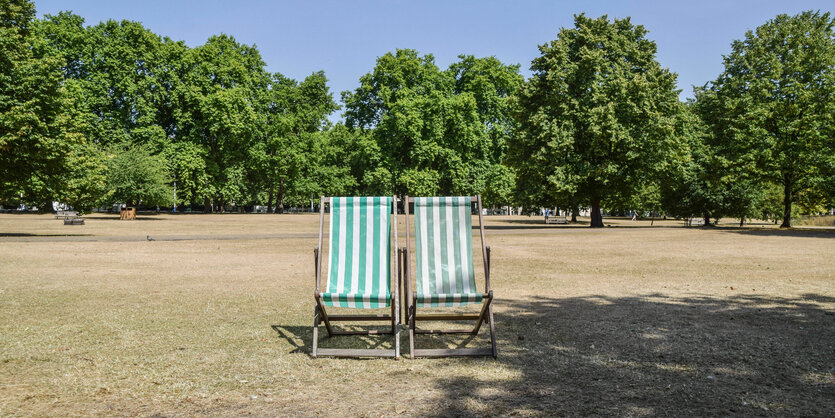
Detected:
left=313, top=196, right=400, bottom=359
left=401, top=195, right=497, bottom=358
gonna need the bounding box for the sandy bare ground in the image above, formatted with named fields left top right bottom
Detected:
left=0, top=213, right=833, bottom=416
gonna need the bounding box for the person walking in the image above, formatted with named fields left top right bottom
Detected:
left=545, top=208, right=550, bottom=224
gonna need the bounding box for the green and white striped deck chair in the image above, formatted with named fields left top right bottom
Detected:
left=401, top=195, right=496, bottom=358
left=313, top=196, right=399, bottom=359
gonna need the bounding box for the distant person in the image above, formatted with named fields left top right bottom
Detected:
left=631, top=210, right=637, bottom=221
left=545, top=208, right=550, bottom=224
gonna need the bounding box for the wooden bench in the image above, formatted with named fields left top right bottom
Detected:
left=686, top=218, right=704, bottom=227
left=54, top=210, right=80, bottom=219
left=63, top=218, right=85, bottom=225
left=547, top=216, right=568, bottom=224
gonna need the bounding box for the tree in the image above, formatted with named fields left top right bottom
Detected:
left=709, top=11, right=835, bottom=227
left=510, top=14, right=687, bottom=227
left=0, top=0, right=106, bottom=212
left=448, top=55, right=523, bottom=205
left=173, top=34, right=269, bottom=211
left=106, top=142, right=173, bottom=207
left=661, top=97, right=766, bottom=226
left=252, top=71, right=338, bottom=212
left=482, top=164, right=515, bottom=208
left=343, top=49, right=520, bottom=197
left=36, top=14, right=180, bottom=149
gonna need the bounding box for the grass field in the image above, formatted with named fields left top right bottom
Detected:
left=1, top=213, right=833, bottom=416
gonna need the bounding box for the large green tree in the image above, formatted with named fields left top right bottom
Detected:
left=662, top=96, right=766, bottom=226
left=448, top=55, right=523, bottom=206
left=343, top=49, right=521, bottom=198
left=510, top=14, right=687, bottom=227
left=106, top=142, right=173, bottom=207
left=35, top=14, right=182, bottom=149
left=252, top=71, right=339, bottom=211
left=1, top=0, right=106, bottom=212
left=173, top=34, right=269, bottom=211
left=709, top=11, right=835, bottom=227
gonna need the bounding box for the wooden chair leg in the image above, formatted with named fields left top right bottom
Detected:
left=312, top=304, right=320, bottom=358
left=409, top=304, right=416, bottom=359
left=473, top=292, right=493, bottom=334
left=393, top=291, right=400, bottom=359
left=315, top=296, right=335, bottom=336
left=394, top=308, right=401, bottom=360
left=487, top=304, right=497, bottom=358
left=390, top=297, right=396, bottom=335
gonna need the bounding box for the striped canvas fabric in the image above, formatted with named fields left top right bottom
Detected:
left=414, top=197, right=483, bottom=307
left=322, top=197, right=392, bottom=308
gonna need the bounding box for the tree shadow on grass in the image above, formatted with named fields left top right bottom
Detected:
left=713, top=227, right=835, bottom=239
left=271, top=322, right=398, bottom=357
left=0, top=233, right=93, bottom=237
left=429, top=294, right=834, bottom=416
left=85, top=215, right=165, bottom=221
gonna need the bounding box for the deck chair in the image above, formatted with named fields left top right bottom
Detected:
left=313, top=196, right=399, bottom=358
left=401, top=195, right=497, bottom=358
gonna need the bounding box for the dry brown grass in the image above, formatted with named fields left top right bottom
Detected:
left=1, top=213, right=833, bottom=416
left=796, top=215, right=835, bottom=227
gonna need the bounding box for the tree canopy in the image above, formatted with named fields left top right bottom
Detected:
left=704, top=11, right=835, bottom=227
left=509, top=14, right=688, bottom=227
left=2, top=1, right=833, bottom=222
left=343, top=49, right=521, bottom=199
left=1, top=0, right=106, bottom=211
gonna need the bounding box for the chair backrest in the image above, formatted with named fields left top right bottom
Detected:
left=413, top=197, right=478, bottom=298
left=325, top=197, right=392, bottom=302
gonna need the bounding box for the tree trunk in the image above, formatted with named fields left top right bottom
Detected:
left=276, top=180, right=285, bottom=214
left=590, top=199, right=603, bottom=228
left=266, top=189, right=274, bottom=214
left=739, top=217, right=744, bottom=227
left=203, top=198, right=212, bottom=213
left=780, top=179, right=792, bottom=228
left=571, top=205, right=579, bottom=223
left=703, top=213, right=711, bottom=226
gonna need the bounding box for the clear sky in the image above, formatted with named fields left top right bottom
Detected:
left=35, top=0, right=834, bottom=119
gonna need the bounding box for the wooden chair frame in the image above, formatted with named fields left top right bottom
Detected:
left=401, top=195, right=497, bottom=358
left=312, top=196, right=400, bottom=359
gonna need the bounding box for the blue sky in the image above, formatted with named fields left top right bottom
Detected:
left=36, top=0, right=833, bottom=119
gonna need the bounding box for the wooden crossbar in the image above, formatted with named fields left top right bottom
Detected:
left=315, top=348, right=397, bottom=358
left=412, top=348, right=493, bottom=358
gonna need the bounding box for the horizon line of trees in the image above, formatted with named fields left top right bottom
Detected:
left=1, top=0, right=833, bottom=227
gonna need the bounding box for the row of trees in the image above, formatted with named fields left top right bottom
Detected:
left=510, top=12, right=834, bottom=228
left=2, top=0, right=833, bottom=227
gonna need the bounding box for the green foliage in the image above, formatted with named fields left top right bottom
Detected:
left=708, top=11, right=835, bottom=227
left=6, top=3, right=830, bottom=217
left=482, top=164, right=516, bottom=207
left=251, top=71, right=339, bottom=210
left=161, top=141, right=209, bottom=205
left=0, top=0, right=106, bottom=212
left=660, top=98, right=766, bottom=224
left=106, top=142, right=173, bottom=206
left=343, top=49, right=521, bottom=197
left=510, top=14, right=687, bottom=226
left=173, top=34, right=268, bottom=208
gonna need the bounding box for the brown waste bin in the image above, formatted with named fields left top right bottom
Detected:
left=120, top=207, right=136, bottom=220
